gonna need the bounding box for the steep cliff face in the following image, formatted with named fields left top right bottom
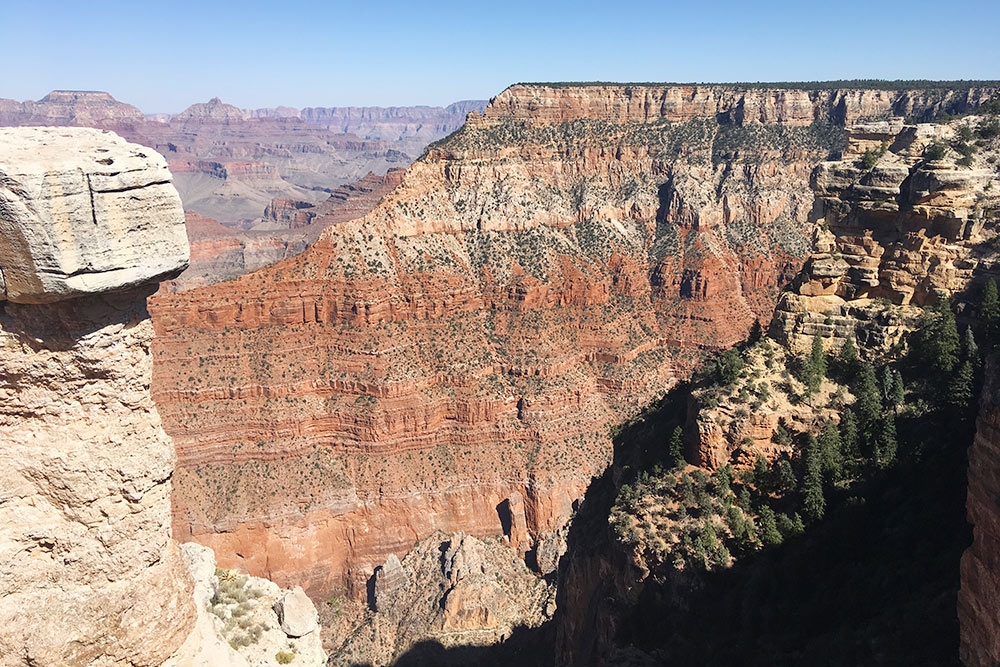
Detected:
left=773, top=115, right=1000, bottom=357
left=961, top=356, right=1000, bottom=666
left=0, top=128, right=196, bottom=665
left=554, top=111, right=1000, bottom=665
left=485, top=83, right=996, bottom=126
left=144, top=84, right=997, bottom=606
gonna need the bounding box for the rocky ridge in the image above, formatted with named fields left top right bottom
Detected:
left=327, top=531, right=553, bottom=666
left=147, top=84, right=996, bottom=612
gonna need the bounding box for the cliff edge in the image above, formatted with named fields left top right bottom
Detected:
left=0, top=127, right=195, bottom=665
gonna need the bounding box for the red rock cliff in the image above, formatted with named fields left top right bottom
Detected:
left=149, top=84, right=993, bottom=600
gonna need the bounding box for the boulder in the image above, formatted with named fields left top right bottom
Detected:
left=0, top=126, right=188, bottom=303
left=273, top=586, right=319, bottom=638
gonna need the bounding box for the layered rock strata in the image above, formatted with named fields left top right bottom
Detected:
left=0, top=92, right=483, bottom=229
left=0, top=128, right=195, bottom=665
left=773, top=115, right=1000, bottom=356
left=150, top=84, right=996, bottom=604
left=960, top=356, right=1000, bottom=666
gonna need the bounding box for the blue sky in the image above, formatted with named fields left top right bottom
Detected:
left=1, top=0, right=997, bottom=112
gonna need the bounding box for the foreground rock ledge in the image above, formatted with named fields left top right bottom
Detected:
left=0, top=126, right=188, bottom=304
left=0, top=127, right=195, bottom=665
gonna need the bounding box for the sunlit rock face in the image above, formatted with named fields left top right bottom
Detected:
left=149, top=83, right=997, bottom=604
left=0, top=127, right=195, bottom=664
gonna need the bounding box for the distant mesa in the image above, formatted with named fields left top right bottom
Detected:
left=174, top=96, right=247, bottom=122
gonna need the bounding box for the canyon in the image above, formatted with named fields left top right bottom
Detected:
left=147, top=82, right=997, bottom=640
left=4, top=81, right=1000, bottom=666
left=0, top=91, right=485, bottom=289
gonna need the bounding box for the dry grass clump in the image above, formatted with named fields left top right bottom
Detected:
left=207, top=568, right=269, bottom=650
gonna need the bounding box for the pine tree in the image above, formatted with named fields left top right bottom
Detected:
left=963, top=326, right=980, bottom=363
left=818, top=420, right=843, bottom=483
left=840, top=409, right=861, bottom=464
left=838, top=336, right=859, bottom=379
left=668, top=426, right=685, bottom=469
left=875, top=414, right=898, bottom=468
left=946, top=359, right=975, bottom=427
left=716, top=464, right=733, bottom=497
left=758, top=505, right=783, bottom=547
left=854, top=362, right=883, bottom=459
left=752, top=454, right=771, bottom=495
left=773, top=458, right=797, bottom=494
left=981, top=278, right=1000, bottom=350
left=881, top=366, right=904, bottom=411
left=801, top=435, right=826, bottom=523
left=890, top=370, right=904, bottom=410
left=913, top=299, right=960, bottom=376
left=680, top=473, right=696, bottom=505
left=810, top=332, right=828, bottom=381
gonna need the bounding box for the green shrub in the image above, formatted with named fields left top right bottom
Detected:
left=276, top=650, right=296, bottom=664
left=978, top=118, right=1000, bottom=139
left=924, top=142, right=948, bottom=161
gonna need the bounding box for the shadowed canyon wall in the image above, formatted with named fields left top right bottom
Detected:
left=148, top=84, right=997, bottom=603
left=961, top=356, right=1000, bottom=666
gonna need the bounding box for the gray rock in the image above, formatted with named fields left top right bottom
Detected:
left=0, top=127, right=188, bottom=303
left=273, top=586, right=318, bottom=638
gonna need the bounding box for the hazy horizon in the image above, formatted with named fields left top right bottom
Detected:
left=2, top=0, right=998, bottom=113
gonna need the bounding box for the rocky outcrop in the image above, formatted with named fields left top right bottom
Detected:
left=328, top=532, right=554, bottom=666
left=173, top=543, right=326, bottom=666
left=0, top=127, right=195, bottom=665
left=772, top=115, right=1000, bottom=355
left=175, top=97, right=249, bottom=122
left=960, top=356, right=1000, bottom=666
left=0, top=127, right=188, bottom=303
left=149, top=84, right=996, bottom=603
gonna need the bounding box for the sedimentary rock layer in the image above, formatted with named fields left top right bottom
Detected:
left=772, top=116, right=1000, bottom=356
left=150, top=84, right=996, bottom=602
left=961, top=356, right=1000, bottom=666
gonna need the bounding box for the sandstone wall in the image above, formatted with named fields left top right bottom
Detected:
left=960, top=355, right=1000, bottom=666
left=0, top=127, right=195, bottom=665
left=772, top=116, right=1000, bottom=357
left=484, top=84, right=997, bottom=127
left=146, top=84, right=947, bottom=599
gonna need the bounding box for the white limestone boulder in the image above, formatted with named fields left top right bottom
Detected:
left=273, top=586, right=320, bottom=638
left=0, top=126, right=188, bottom=303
